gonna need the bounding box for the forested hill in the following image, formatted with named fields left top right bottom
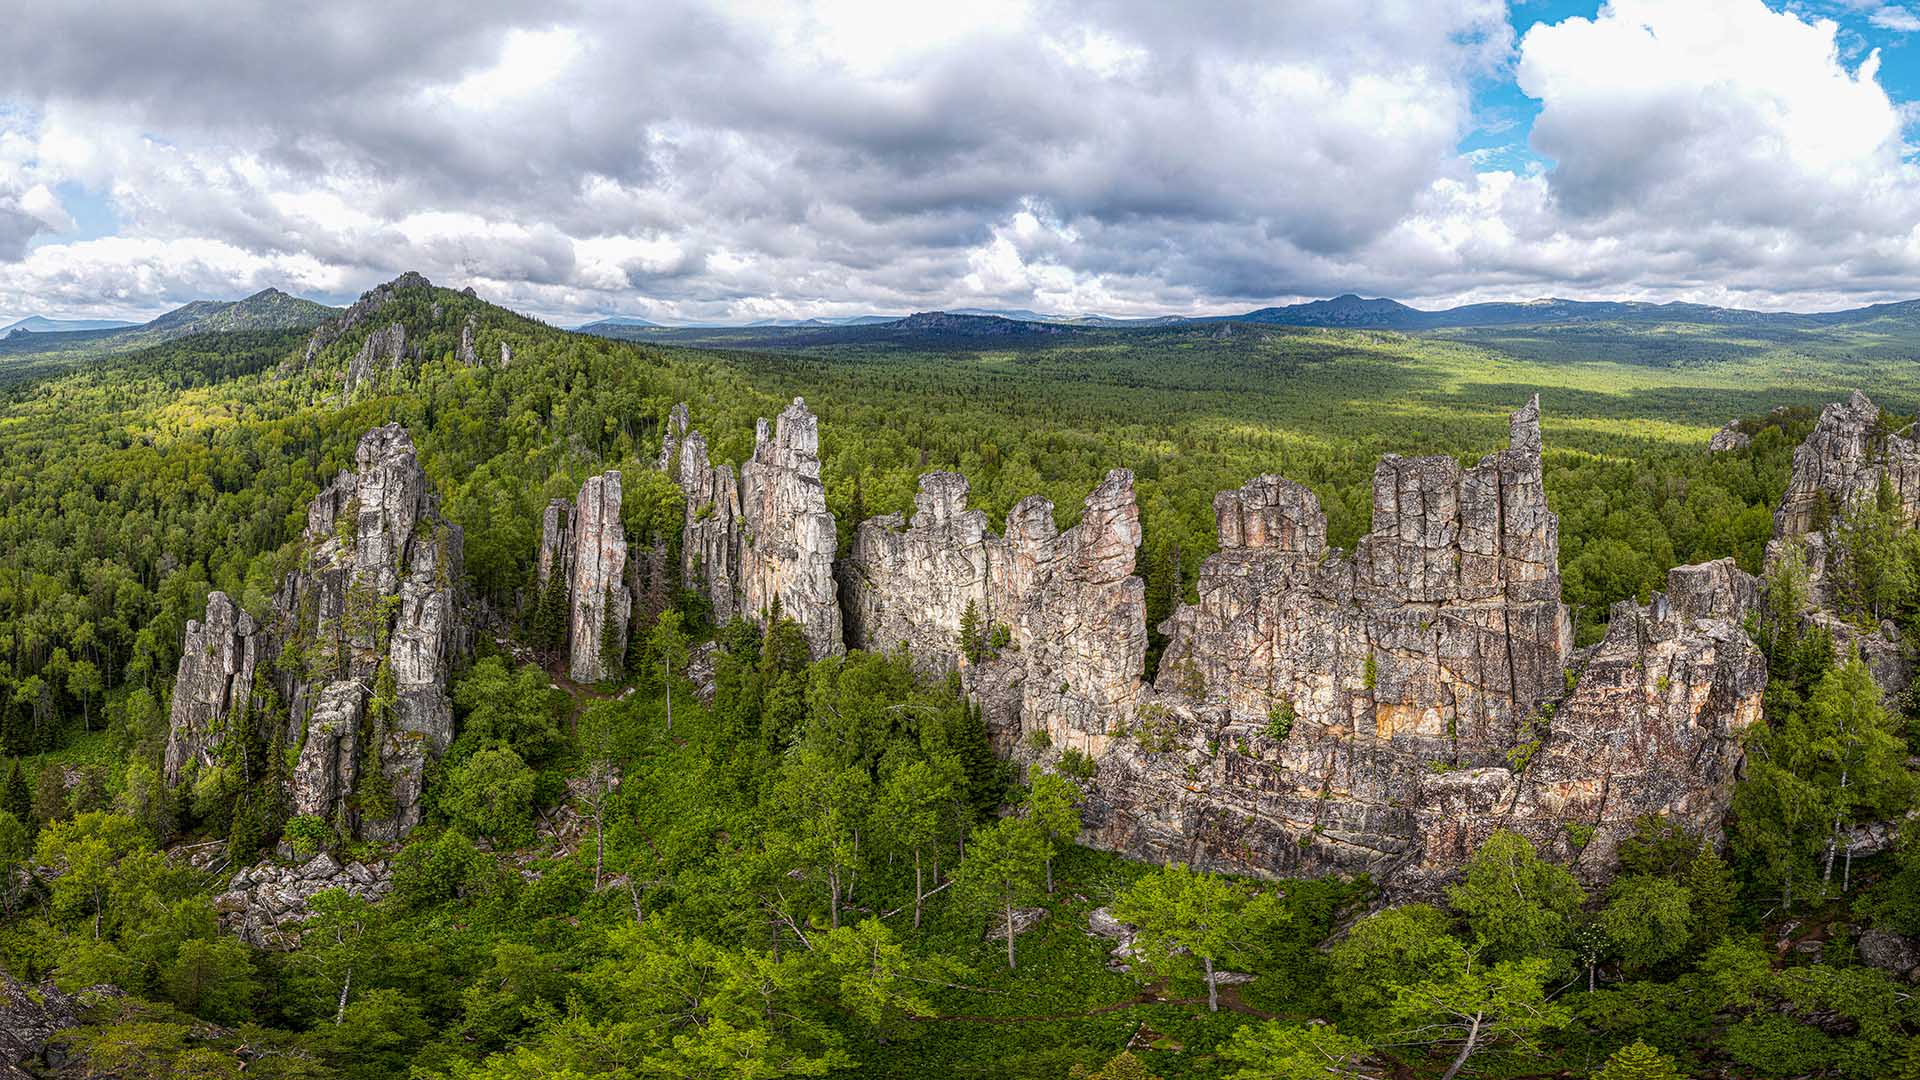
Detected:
left=0, top=272, right=1917, bottom=1078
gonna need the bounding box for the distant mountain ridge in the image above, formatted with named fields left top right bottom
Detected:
left=1212, top=292, right=1920, bottom=330
left=1, top=315, right=139, bottom=334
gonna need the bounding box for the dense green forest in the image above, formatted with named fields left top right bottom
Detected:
left=1, top=279, right=1918, bottom=1078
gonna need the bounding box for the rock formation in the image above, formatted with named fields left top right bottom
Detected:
left=343, top=322, right=409, bottom=399
left=1, top=974, right=89, bottom=1080
left=1765, top=390, right=1919, bottom=693
left=669, top=399, right=844, bottom=658
left=569, top=472, right=630, bottom=681
left=162, top=591, right=260, bottom=783
left=530, top=470, right=633, bottom=681
left=1709, top=420, right=1751, bottom=453
left=842, top=398, right=1766, bottom=889
left=844, top=468, right=1148, bottom=753
left=163, top=424, right=465, bottom=842
left=272, top=424, right=465, bottom=838
left=458, top=313, right=481, bottom=366
left=1077, top=405, right=1761, bottom=889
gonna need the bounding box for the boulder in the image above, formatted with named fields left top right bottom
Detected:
left=0, top=975, right=87, bottom=1080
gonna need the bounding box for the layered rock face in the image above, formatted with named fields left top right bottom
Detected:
left=1152, top=398, right=1568, bottom=762
left=844, top=468, right=1148, bottom=753
left=669, top=399, right=844, bottom=658
left=162, top=590, right=260, bottom=783
left=343, top=322, right=409, bottom=400
left=164, top=424, right=466, bottom=842
left=1766, top=390, right=1920, bottom=692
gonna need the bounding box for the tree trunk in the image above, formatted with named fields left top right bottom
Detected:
left=1438, top=1013, right=1482, bottom=1080
left=1005, top=897, right=1017, bottom=969
left=913, top=848, right=924, bottom=930
left=594, top=811, right=605, bottom=889
left=1045, top=851, right=1054, bottom=895
left=334, top=966, right=353, bottom=1025
left=829, top=868, right=841, bottom=929
left=665, top=659, right=673, bottom=733
left=1205, top=955, right=1218, bottom=1012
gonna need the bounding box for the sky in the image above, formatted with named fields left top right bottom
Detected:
left=7, top=0, right=1920, bottom=325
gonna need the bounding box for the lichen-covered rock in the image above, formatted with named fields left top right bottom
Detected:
left=1773, top=391, right=1920, bottom=543
left=841, top=471, right=993, bottom=674
left=843, top=468, right=1148, bottom=753
left=670, top=399, right=843, bottom=658
left=0, top=973, right=87, bottom=1080
left=568, top=471, right=630, bottom=682
left=162, top=591, right=260, bottom=783
left=537, top=498, right=573, bottom=590
left=1709, top=421, right=1752, bottom=453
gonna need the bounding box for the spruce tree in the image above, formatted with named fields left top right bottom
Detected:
left=2, top=759, right=33, bottom=840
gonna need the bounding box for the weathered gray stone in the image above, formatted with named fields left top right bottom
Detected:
left=842, top=398, right=1764, bottom=892
left=457, top=313, right=481, bottom=366
left=1765, top=391, right=1920, bottom=695
left=1709, top=421, right=1752, bottom=453
left=845, top=469, right=1147, bottom=754
left=1860, top=929, right=1920, bottom=980
left=162, top=590, right=259, bottom=783
left=344, top=321, right=408, bottom=400
left=216, top=857, right=392, bottom=948
left=670, top=399, right=844, bottom=658
left=568, top=471, right=630, bottom=682
left=0, top=974, right=89, bottom=1080
left=165, top=424, right=466, bottom=842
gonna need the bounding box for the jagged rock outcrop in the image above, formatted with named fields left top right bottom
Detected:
left=164, top=424, right=465, bottom=842
left=528, top=471, right=632, bottom=682
left=845, top=399, right=1763, bottom=888
left=457, top=313, right=481, bottom=366
left=1766, top=390, right=1920, bottom=693
left=343, top=321, right=409, bottom=399
left=1, top=974, right=89, bottom=1080
left=1709, top=420, right=1751, bottom=453
left=272, top=424, right=465, bottom=838
left=214, top=854, right=392, bottom=948
left=669, top=399, right=844, bottom=658
left=568, top=471, right=629, bottom=682
left=162, top=591, right=260, bottom=783
left=844, top=468, right=1147, bottom=753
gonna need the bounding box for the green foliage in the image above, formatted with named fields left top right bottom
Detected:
left=1592, top=1040, right=1684, bottom=1080
left=1444, top=829, right=1585, bottom=971
left=1265, top=700, right=1295, bottom=741
left=451, top=656, right=568, bottom=764
left=1111, top=863, right=1285, bottom=1011
left=1327, top=903, right=1462, bottom=1031
left=1600, top=874, right=1694, bottom=972
left=443, top=746, right=538, bottom=848
left=1218, top=1022, right=1371, bottom=1079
